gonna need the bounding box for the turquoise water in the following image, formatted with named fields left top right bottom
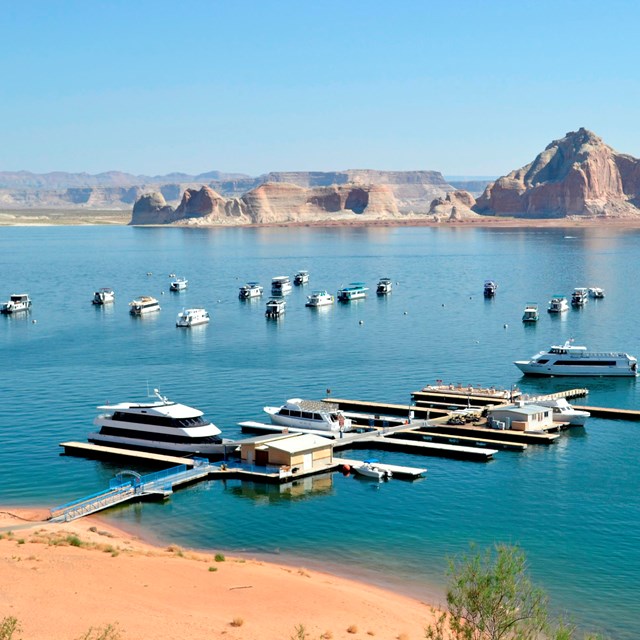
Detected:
left=1, top=225, right=639, bottom=637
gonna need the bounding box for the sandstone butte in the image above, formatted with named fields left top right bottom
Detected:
left=130, top=129, right=640, bottom=226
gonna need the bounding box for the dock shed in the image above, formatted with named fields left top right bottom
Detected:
left=487, top=404, right=554, bottom=431
left=239, top=433, right=333, bottom=471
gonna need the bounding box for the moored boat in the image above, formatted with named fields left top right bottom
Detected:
left=176, top=308, right=210, bottom=327
left=170, top=277, right=188, bottom=291
left=337, top=282, right=368, bottom=302
left=306, top=290, right=334, bottom=307
left=92, top=288, right=115, bottom=305
left=484, top=280, right=498, bottom=297
left=588, top=287, right=605, bottom=299
left=353, top=460, right=392, bottom=480
left=522, top=303, right=539, bottom=323
left=264, top=398, right=352, bottom=432
left=571, top=287, right=588, bottom=307
left=265, top=298, right=286, bottom=318
left=376, top=278, right=393, bottom=295
left=547, top=296, right=569, bottom=313
left=294, top=270, right=309, bottom=285
left=1, top=293, right=31, bottom=314
left=129, top=296, right=160, bottom=316
left=529, top=398, right=590, bottom=426
left=239, top=282, right=263, bottom=299
left=271, top=276, right=292, bottom=296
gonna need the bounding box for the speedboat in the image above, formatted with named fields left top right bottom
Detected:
left=306, top=290, right=334, bottom=307
left=531, top=398, right=590, bottom=426
left=176, top=308, right=210, bottom=327
left=170, top=277, right=188, bottom=291
left=265, top=298, right=286, bottom=318
left=353, top=460, right=392, bottom=480
left=547, top=296, right=569, bottom=313
left=514, top=340, right=638, bottom=376
left=294, top=270, right=309, bottom=286
left=92, top=288, right=115, bottom=305
left=264, top=398, right=352, bottom=432
left=239, top=282, right=263, bottom=299
left=376, top=278, right=393, bottom=295
left=271, top=276, right=292, bottom=296
left=337, top=283, right=368, bottom=302
left=89, top=389, right=226, bottom=456
left=484, top=280, right=498, bottom=297
left=129, top=296, right=160, bottom=315
left=571, top=288, right=588, bottom=307
left=589, top=287, right=605, bottom=299
left=1, top=293, right=31, bottom=314
left=522, top=303, right=539, bottom=323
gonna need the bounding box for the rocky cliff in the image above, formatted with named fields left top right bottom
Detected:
left=474, top=128, right=640, bottom=218
left=428, top=190, right=480, bottom=221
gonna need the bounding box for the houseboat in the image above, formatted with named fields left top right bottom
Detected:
left=337, top=282, right=368, bottom=302
left=1, top=293, right=31, bottom=314
left=129, top=296, right=160, bottom=316
left=522, top=303, right=539, bottom=323
left=239, top=282, right=263, bottom=299
left=376, top=278, right=393, bottom=295
left=547, top=296, right=569, bottom=313
left=169, top=277, right=188, bottom=291
left=265, top=298, right=286, bottom=318
left=306, top=290, right=334, bottom=307
left=571, top=288, right=588, bottom=307
left=92, top=288, right=115, bottom=305
left=294, top=270, right=309, bottom=285
left=484, top=280, right=498, bottom=297
left=176, top=308, right=210, bottom=327
left=588, top=287, right=605, bottom=299
left=271, top=276, right=292, bottom=296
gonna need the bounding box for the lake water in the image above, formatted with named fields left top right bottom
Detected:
left=1, top=224, right=639, bottom=638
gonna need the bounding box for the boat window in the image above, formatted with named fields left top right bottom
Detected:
left=537, top=359, right=549, bottom=364
left=313, top=413, right=322, bottom=420
left=554, top=360, right=616, bottom=366
left=97, top=426, right=221, bottom=444
left=290, top=410, right=301, bottom=418
left=279, top=408, right=290, bottom=416
left=301, top=411, right=314, bottom=419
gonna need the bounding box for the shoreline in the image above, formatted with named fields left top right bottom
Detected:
left=0, top=507, right=440, bottom=639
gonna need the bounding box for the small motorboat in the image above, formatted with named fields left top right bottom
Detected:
left=353, top=460, right=392, bottom=480
left=170, top=277, right=188, bottom=291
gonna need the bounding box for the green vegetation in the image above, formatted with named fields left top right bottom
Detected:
left=425, top=544, right=608, bottom=640
left=75, top=623, right=121, bottom=640
left=0, top=617, right=20, bottom=640
left=214, top=553, right=225, bottom=562
left=208, top=565, right=218, bottom=572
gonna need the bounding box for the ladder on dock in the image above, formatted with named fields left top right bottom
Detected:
left=50, top=459, right=214, bottom=522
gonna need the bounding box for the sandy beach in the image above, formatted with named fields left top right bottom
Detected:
left=0, top=508, right=437, bottom=640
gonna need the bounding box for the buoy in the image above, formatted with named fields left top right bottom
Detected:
left=32, top=319, right=37, bottom=324
left=403, top=311, right=408, bottom=315
left=359, top=320, right=364, bottom=325
left=503, top=323, right=508, bottom=329
left=342, top=464, right=351, bottom=474
left=442, top=303, right=445, bottom=307
left=161, top=291, right=165, bottom=295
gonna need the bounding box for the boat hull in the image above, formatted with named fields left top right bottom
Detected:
left=515, top=361, right=636, bottom=376
left=87, top=432, right=228, bottom=456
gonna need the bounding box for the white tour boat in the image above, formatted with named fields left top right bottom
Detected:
left=265, top=298, right=286, bottom=318
left=529, top=398, right=590, bottom=426
left=306, top=290, right=334, bottom=307
left=89, top=389, right=226, bottom=455
left=353, top=460, right=392, bottom=480
left=376, top=277, right=393, bottom=295
left=92, top=288, right=115, bottom=305
left=271, top=276, right=292, bottom=296
left=239, top=282, right=263, bottom=299
left=522, top=303, right=539, bottom=323
left=170, top=277, right=188, bottom=291
left=484, top=280, right=498, bottom=297
left=337, top=282, right=368, bottom=302
left=264, top=398, right=352, bottom=432
left=571, top=287, right=588, bottom=307
left=589, top=287, right=605, bottom=299
left=294, top=270, right=309, bottom=285
left=176, top=308, right=210, bottom=327
left=129, top=296, right=161, bottom=315
left=547, top=296, right=569, bottom=313
left=1, top=293, right=32, bottom=314
left=514, top=341, right=638, bottom=376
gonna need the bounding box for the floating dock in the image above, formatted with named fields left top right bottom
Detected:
left=59, top=442, right=203, bottom=466
left=333, top=458, right=426, bottom=479
left=322, top=397, right=449, bottom=419
left=395, top=429, right=528, bottom=452
left=572, top=405, right=640, bottom=421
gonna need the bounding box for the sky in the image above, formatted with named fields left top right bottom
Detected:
left=1, top=0, right=639, bottom=177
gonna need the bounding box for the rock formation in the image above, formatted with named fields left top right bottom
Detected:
left=130, top=192, right=176, bottom=224
left=474, top=128, right=640, bottom=218
left=428, top=190, right=480, bottom=221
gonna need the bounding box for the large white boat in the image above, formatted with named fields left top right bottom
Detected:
left=376, top=277, right=393, bottom=295
left=92, top=288, right=115, bottom=305
left=265, top=298, right=286, bottom=318
left=547, top=296, right=569, bottom=313
left=337, top=282, right=368, bottom=302
left=170, top=277, right=188, bottom=291
left=89, top=389, right=226, bottom=456
left=264, top=398, right=352, bottom=432
left=1, top=293, right=31, bottom=314
left=239, top=282, right=263, bottom=299
left=271, top=276, right=292, bottom=296
left=514, top=341, right=638, bottom=376
left=529, top=398, right=590, bottom=426
left=294, top=270, right=309, bottom=286
left=176, top=308, right=210, bottom=327
left=129, top=296, right=160, bottom=315
left=571, top=287, right=588, bottom=307
left=306, top=290, right=334, bottom=307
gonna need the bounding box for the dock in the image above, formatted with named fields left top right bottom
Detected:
left=572, top=405, right=640, bottom=421
left=322, top=397, right=449, bottom=419
left=394, top=429, right=528, bottom=451
left=59, top=441, right=203, bottom=466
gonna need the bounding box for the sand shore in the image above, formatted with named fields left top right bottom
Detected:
left=0, top=508, right=438, bottom=640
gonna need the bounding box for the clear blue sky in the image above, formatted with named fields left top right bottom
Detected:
left=1, top=0, right=638, bottom=177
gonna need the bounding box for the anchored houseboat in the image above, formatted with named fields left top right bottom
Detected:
left=484, top=280, right=498, bottom=297
left=239, top=282, right=263, bottom=299
left=176, top=308, right=210, bottom=327
left=271, top=276, right=292, bottom=296
left=264, top=398, right=352, bottom=432
left=89, top=389, right=225, bottom=455
left=376, top=278, right=393, bottom=295
left=1, top=293, right=31, bottom=314
left=522, top=303, right=539, bottom=323
left=514, top=341, right=638, bottom=376
left=92, top=288, right=115, bottom=305
left=547, top=296, right=569, bottom=313
left=129, top=296, right=160, bottom=316
left=306, top=290, right=334, bottom=307
left=589, top=287, right=605, bottom=299
left=571, top=287, right=588, bottom=307
left=294, top=270, right=309, bottom=285
left=170, top=277, right=188, bottom=291
left=337, top=282, right=368, bottom=302
left=265, top=298, right=286, bottom=318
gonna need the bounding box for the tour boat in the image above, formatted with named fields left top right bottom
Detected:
left=92, top=288, right=115, bottom=305
left=547, top=296, right=569, bottom=313
left=522, top=303, right=539, bottom=323
left=129, top=296, right=160, bottom=315
left=353, top=460, right=392, bottom=480
left=89, top=389, right=226, bottom=455
left=484, top=280, right=498, bottom=297
left=529, top=398, right=590, bottom=426
left=376, top=278, right=393, bottom=295
left=589, top=287, right=605, bottom=299
left=1, top=293, right=31, bottom=314
left=337, top=282, right=368, bottom=302
left=271, top=276, right=292, bottom=296
left=305, top=290, right=334, bottom=307
left=571, top=287, right=588, bottom=307
left=294, top=270, right=309, bottom=285
left=176, top=308, right=210, bottom=327
left=514, top=341, right=638, bottom=376
left=170, top=277, right=188, bottom=291
left=265, top=298, right=286, bottom=318
left=239, top=282, right=263, bottom=299
left=264, top=398, right=352, bottom=432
